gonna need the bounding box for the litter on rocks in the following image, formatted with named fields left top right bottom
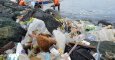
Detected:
left=0, top=0, right=115, bottom=60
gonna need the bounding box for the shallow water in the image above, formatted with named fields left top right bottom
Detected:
left=60, top=0, right=115, bottom=22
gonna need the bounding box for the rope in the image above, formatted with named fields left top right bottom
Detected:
left=68, top=43, right=78, bottom=55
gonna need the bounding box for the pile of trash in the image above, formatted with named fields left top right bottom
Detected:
left=0, top=0, right=115, bottom=60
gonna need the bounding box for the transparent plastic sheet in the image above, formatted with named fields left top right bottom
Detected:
left=65, top=33, right=76, bottom=43
left=89, top=29, right=115, bottom=41
left=106, top=29, right=115, bottom=41
left=65, top=32, right=85, bottom=43
left=53, top=30, right=66, bottom=54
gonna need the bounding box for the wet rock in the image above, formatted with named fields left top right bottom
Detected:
left=41, top=13, right=62, bottom=34
left=105, top=52, right=115, bottom=60
left=0, top=0, right=30, bottom=21
left=24, top=9, right=62, bottom=34
left=98, top=20, right=112, bottom=26
left=90, top=41, right=115, bottom=54
left=43, top=9, right=61, bottom=33
left=0, top=17, right=26, bottom=47
left=45, top=9, right=61, bottom=19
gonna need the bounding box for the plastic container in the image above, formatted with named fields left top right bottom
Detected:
left=49, top=46, right=60, bottom=56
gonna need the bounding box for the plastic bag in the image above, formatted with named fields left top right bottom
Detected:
left=22, top=18, right=50, bottom=45
left=16, top=43, right=25, bottom=54
left=53, top=30, right=66, bottom=54
left=7, top=54, right=19, bottom=60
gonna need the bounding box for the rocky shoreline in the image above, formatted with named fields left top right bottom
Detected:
left=0, top=0, right=115, bottom=60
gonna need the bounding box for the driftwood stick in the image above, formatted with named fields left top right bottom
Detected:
left=0, top=41, right=15, bottom=54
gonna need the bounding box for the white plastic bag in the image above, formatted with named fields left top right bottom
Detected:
left=22, top=18, right=50, bottom=45
left=27, top=18, right=50, bottom=35
left=16, top=43, right=24, bottom=54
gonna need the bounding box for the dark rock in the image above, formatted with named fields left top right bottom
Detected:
left=41, top=13, right=62, bottom=34
left=0, top=41, right=15, bottom=54
left=0, top=0, right=31, bottom=21
left=0, top=17, right=26, bottom=47
left=98, top=20, right=112, bottom=26
left=21, top=9, right=35, bottom=21
left=64, top=43, right=95, bottom=60
left=45, top=9, right=61, bottom=19
left=90, top=41, right=115, bottom=54
left=25, top=9, right=62, bottom=34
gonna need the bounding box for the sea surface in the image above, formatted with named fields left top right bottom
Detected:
left=60, top=0, right=115, bottom=22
